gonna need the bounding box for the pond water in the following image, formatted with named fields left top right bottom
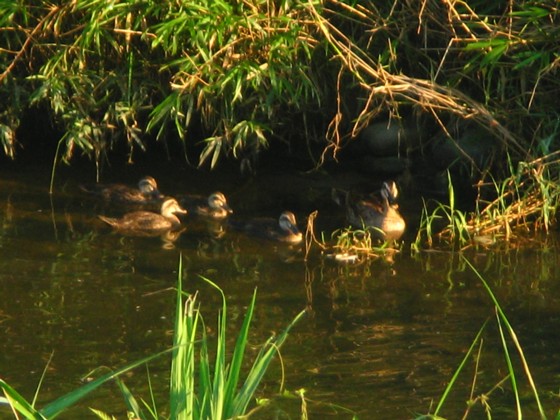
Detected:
left=1, top=161, right=560, bottom=419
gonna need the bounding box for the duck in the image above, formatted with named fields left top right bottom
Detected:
left=178, top=191, right=233, bottom=219
left=232, top=211, right=303, bottom=244
left=333, top=180, right=405, bottom=241
left=98, top=198, right=187, bottom=234
left=81, top=176, right=162, bottom=205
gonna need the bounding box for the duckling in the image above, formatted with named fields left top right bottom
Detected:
left=178, top=191, right=233, bottom=219
left=333, top=181, right=405, bottom=241
left=232, top=211, right=303, bottom=244
left=98, top=198, right=187, bottom=234
left=81, top=176, right=162, bottom=205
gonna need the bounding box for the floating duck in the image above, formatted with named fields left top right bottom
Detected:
left=333, top=180, right=405, bottom=241
left=232, top=211, right=303, bottom=244
left=81, top=176, right=162, bottom=205
left=178, top=191, right=233, bottom=219
left=98, top=198, right=187, bottom=234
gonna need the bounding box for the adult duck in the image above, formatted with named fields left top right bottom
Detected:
left=81, top=176, right=162, bottom=205
left=232, top=211, right=303, bottom=244
left=333, top=180, right=405, bottom=241
left=98, top=198, right=187, bottom=234
left=178, top=191, right=233, bottom=220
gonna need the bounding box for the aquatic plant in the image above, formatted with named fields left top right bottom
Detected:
left=329, top=225, right=399, bottom=262
left=304, top=210, right=399, bottom=263
left=0, top=257, right=306, bottom=419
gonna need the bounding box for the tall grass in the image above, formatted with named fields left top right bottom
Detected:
left=0, top=256, right=306, bottom=419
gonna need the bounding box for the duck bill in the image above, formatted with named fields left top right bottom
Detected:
left=288, top=223, right=301, bottom=236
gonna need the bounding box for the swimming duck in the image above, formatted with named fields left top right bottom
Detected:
left=333, top=180, right=405, bottom=241
left=178, top=191, right=233, bottom=219
left=232, top=211, right=303, bottom=244
left=81, top=176, right=162, bottom=205
left=98, top=198, right=187, bottom=234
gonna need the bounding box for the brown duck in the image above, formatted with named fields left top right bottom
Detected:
left=333, top=180, right=405, bottom=241
left=232, top=211, right=303, bottom=244
left=81, top=176, right=162, bottom=205
left=98, top=198, right=187, bottom=234
left=178, top=191, right=233, bottom=219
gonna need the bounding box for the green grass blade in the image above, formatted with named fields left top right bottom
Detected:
left=212, top=288, right=228, bottom=419
left=114, top=377, right=145, bottom=420
left=32, top=351, right=55, bottom=408
left=463, top=256, right=546, bottom=419
left=433, top=319, right=489, bottom=416
left=39, top=350, right=172, bottom=418
left=232, top=309, right=307, bottom=415
left=170, top=255, right=198, bottom=420
left=141, top=364, right=158, bottom=420
left=0, top=379, right=46, bottom=419
left=197, top=325, right=211, bottom=419
left=495, top=310, right=521, bottom=418
left=224, top=288, right=257, bottom=418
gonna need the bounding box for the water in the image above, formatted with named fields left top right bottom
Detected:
left=1, top=163, right=560, bottom=419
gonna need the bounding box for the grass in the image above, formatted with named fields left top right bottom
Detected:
left=0, top=255, right=307, bottom=419
left=414, top=152, right=560, bottom=250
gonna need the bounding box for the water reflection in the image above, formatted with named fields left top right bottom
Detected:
left=1, top=168, right=560, bottom=418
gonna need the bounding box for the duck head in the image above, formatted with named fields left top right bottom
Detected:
left=381, top=180, right=399, bottom=205
left=138, top=176, right=162, bottom=199
left=161, top=198, right=188, bottom=218
left=279, top=211, right=301, bottom=237
left=208, top=192, right=233, bottom=214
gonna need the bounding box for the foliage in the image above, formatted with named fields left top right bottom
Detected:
left=0, top=0, right=322, bottom=174
left=2, top=0, right=559, bottom=173
left=0, top=256, right=307, bottom=419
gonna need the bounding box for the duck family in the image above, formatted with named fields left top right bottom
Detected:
left=88, top=175, right=404, bottom=244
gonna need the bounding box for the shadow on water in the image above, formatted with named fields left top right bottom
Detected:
left=1, top=164, right=560, bottom=418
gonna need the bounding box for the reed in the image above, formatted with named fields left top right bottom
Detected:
left=329, top=225, right=398, bottom=262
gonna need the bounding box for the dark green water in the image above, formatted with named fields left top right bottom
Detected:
left=1, top=163, right=560, bottom=419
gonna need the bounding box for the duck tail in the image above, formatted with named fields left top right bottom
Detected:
left=98, top=215, right=117, bottom=227
left=80, top=183, right=105, bottom=196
